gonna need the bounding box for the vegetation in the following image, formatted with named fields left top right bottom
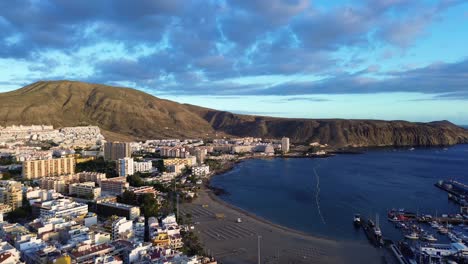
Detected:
left=181, top=231, right=204, bottom=256
left=205, top=159, right=223, bottom=171
left=76, top=157, right=117, bottom=177
left=127, top=174, right=145, bottom=187
left=0, top=156, right=16, bottom=165
left=118, top=191, right=159, bottom=217
left=153, top=160, right=166, bottom=172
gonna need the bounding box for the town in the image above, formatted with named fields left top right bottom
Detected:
left=0, top=125, right=301, bottom=264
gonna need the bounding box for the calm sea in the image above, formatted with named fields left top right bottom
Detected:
left=211, top=145, right=468, bottom=242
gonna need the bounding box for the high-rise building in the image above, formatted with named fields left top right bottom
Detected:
left=281, top=137, right=290, bottom=153
left=0, top=180, right=23, bottom=210
left=22, top=157, right=75, bottom=179
left=104, top=142, right=131, bottom=161
left=117, top=157, right=134, bottom=177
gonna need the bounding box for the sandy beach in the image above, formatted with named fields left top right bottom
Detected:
left=181, top=187, right=389, bottom=264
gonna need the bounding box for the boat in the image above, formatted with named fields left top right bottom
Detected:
left=448, top=232, right=462, bottom=243
left=438, top=227, right=449, bottom=234
left=421, top=233, right=437, bottom=242
left=353, top=214, right=361, bottom=226
left=409, top=147, right=415, bottom=151
left=374, top=226, right=382, bottom=237
left=430, top=221, right=440, bottom=228
left=405, top=232, right=419, bottom=240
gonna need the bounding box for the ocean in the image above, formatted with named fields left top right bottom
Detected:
left=210, top=144, right=468, bottom=242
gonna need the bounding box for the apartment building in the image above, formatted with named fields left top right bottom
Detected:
left=281, top=137, right=290, bottom=153
left=117, top=157, right=134, bottom=177
left=22, top=157, right=75, bottom=179
left=192, top=165, right=210, bottom=177
left=39, top=174, right=79, bottom=194
left=0, top=180, right=23, bottom=210
left=104, top=142, right=131, bottom=161
left=77, top=171, right=106, bottom=185
left=96, top=202, right=140, bottom=220
left=134, top=160, right=152, bottom=173
left=162, top=157, right=196, bottom=168
left=69, top=182, right=101, bottom=199
left=39, top=198, right=88, bottom=219
left=100, top=177, right=129, bottom=195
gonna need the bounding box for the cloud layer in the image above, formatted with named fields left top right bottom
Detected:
left=0, top=0, right=467, bottom=98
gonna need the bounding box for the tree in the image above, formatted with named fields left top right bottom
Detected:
left=139, top=193, right=159, bottom=217
left=153, top=160, right=166, bottom=172
left=127, top=174, right=144, bottom=187
left=118, top=190, right=138, bottom=205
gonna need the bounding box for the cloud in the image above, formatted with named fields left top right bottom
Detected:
left=0, top=0, right=466, bottom=98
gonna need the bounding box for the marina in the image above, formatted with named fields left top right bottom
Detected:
left=354, top=179, right=468, bottom=263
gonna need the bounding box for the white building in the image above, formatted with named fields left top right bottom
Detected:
left=69, top=182, right=101, bottom=199
left=0, top=240, right=21, bottom=264
left=281, top=137, right=290, bottom=153
left=39, top=198, right=88, bottom=219
left=192, top=165, right=210, bottom=177
left=117, top=157, right=134, bottom=177
left=111, top=217, right=133, bottom=241
left=134, top=160, right=152, bottom=173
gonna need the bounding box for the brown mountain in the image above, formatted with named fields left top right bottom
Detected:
left=1, top=80, right=467, bottom=147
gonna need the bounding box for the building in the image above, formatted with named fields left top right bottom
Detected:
left=281, top=137, right=290, bottom=153
left=111, top=217, right=133, bottom=241
left=22, top=157, right=75, bottom=179
left=70, top=243, right=115, bottom=264
left=134, top=160, right=152, bottom=173
left=38, top=198, right=88, bottom=219
left=193, top=148, right=207, bottom=165
left=100, top=177, right=129, bottom=195
left=192, top=165, right=210, bottom=177
left=69, top=182, right=101, bottom=199
left=96, top=202, right=140, bottom=220
left=0, top=181, right=22, bottom=210
left=77, top=171, right=106, bottom=185
left=39, top=174, right=79, bottom=194
left=163, top=157, right=196, bottom=168
left=117, top=158, right=134, bottom=177
left=0, top=241, right=21, bottom=264
left=129, top=186, right=158, bottom=200
left=166, top=164, right=184, bottom=175
left=104, top=142, right=131, bottom=161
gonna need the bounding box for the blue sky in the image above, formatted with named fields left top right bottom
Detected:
left=0, top=0, right=467, bottom=123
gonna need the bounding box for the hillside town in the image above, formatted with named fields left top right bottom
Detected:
left=0, top=125, right=298, bottom=264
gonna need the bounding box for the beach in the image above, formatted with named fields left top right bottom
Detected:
left=181, top=186, right=387, bottom=264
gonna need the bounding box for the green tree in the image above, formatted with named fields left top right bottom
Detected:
left=139, top=193, right=159, bottom=217
left=127, top=174, right=144, bottom=187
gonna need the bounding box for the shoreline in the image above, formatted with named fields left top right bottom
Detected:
left=204, top=186, right=336, bottom=242
left=184, top=183, right=383, bottom=263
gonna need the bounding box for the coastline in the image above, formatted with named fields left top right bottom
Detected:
left=183, top=183, right=383, bottom=263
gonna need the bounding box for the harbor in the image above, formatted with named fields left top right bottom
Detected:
left=355, top=179, right=468, bottom=264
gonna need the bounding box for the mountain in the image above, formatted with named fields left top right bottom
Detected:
left=0, top=81, right=217, bottom=140
left=1, top=80, right=467, bottom=147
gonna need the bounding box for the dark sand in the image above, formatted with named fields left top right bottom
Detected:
left=181, top=187, right=390, bottom=264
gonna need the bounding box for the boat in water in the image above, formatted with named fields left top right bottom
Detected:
left=421, top=233, right=437, bottom=242
left=405, top=232, right=419, bottom=240
left=363, top=218, right=384, bottom=247
left=353, top=214, right=361, bottom=226
left=438, top=227, right=449, bottom=234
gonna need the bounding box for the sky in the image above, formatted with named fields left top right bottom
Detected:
left=0, top=0, right=467, bottom=124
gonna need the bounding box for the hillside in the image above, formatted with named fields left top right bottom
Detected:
left=0, top=81, right=216, bottom=140
left=1, top=80, right=467, bottom=147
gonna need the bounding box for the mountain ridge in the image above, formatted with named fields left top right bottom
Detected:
left=1, top=80, right=467, bottom=147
